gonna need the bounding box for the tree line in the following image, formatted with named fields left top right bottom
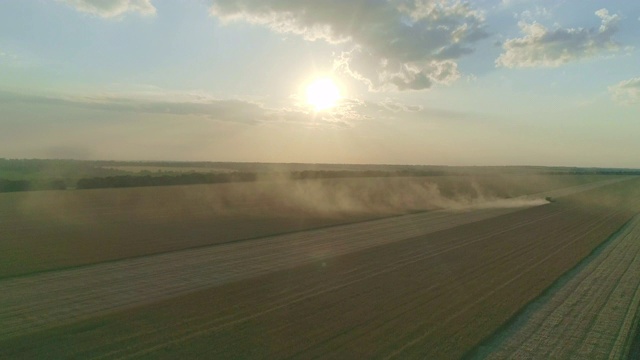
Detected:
left=75, top=172, right=259, bottom=189
left=3, top=168, right=640, bottom=193
left=0, top=179, right=67, bottom=193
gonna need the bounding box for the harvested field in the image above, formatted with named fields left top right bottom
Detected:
left=1, top=177, right=639, bottom=359
left=471, top=213, right=640, bottom=359
left=0, top=175, right=625, bottom=278
left=0, top=206, right=530, bottom=340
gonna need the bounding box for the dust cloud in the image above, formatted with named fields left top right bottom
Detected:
left=7, top=176, right=550, bottom=225
left=256, top=176, right=549, bottom=215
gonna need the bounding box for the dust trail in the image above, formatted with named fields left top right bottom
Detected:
left=252, top=176, right=549, bottom=216
left=454, top=197, right=549, bottom=210
left=9, top=176, right=549, bottom=225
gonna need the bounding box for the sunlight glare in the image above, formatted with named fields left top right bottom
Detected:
left=306, top=78, right=341, bottom=111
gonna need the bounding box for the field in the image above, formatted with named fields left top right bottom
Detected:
left=474, top=213, right=640, bottom=359
left=0, top=174, right=617, bottom=278
left=1, top=172, right=640, bottom=358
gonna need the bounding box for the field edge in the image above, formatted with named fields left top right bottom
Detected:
left=463, top=214, right=639, bottom=360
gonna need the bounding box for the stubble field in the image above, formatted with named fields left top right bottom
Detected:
left=474, top=213, right=640, bottom=359
left=0, top=174, right=617, bottom=278
left=1, top=174, right=639, bottom=359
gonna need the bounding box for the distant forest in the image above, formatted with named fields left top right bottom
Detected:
left=76, top=172, right=258, bottom=189
left=1, top=158, right=639, bottom=193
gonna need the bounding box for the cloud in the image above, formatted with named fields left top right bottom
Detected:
left=59, top=0, right=156, bottom=18
left=500, top=0, right=529, bottom=7
left=378, top=99, right=423, bottom=113
left=496, top=8, right=620, bottom=68
left=287, top=92, right=459, bottom=126
left=0, top=48, right=31, bottom=68
left=332, top=97, right=466, bottom=122
left=609, top=77, right=640, bottom=105
left=1, top=87, right=469, bottom=129
left=517, top=6, right=552, bottom=22
left=1, top=89, right=391, bottom=127
left=0, top=90, right=292, bottom=125
left=210, top=0, right=488, bottom=91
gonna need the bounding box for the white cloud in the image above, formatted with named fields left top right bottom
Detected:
left=0, top=49, right=15, bottom=62
left=210, top=0, right=488, bottom=91
left=59, top=0, right=156, bottom=18
left=609, top=77, right=640, bottom=105
left=518, top=6, right=551, bottom=22
left=499, top=0, right=534, bottom=10
left=298, top=97, right=466, bottom=126
left=496, top=8, right=620, bottom=68
left=379, top=98, right=424, bottom=113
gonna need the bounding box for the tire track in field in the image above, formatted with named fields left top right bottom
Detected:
left=0, top=206, right=534, bottom=340
left=473, top=213, right=640, bottom=360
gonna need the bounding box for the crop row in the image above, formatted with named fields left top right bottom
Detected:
left=478, top=214, right=640, bottom=359
left=1, top=201, right=632, bottom=358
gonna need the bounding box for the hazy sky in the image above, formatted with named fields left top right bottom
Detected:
left=1, top=0, right=639, bottom=167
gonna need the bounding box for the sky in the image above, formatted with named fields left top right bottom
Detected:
left=1, top=0, right=639, bottom=167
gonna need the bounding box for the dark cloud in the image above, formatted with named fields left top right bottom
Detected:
left=211, top=0, right=488, bottom=91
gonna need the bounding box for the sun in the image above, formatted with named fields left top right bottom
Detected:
left=306, top=78, right=341, bottom=111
